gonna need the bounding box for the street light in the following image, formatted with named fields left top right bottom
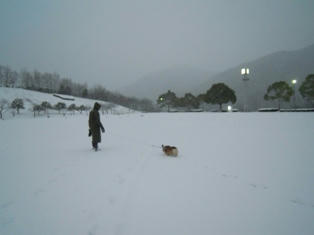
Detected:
left=291, top=79, right=297, bottom=109
left=241, top=68, right=250, bottom=80
left=241, top=67, right=250, bottom=111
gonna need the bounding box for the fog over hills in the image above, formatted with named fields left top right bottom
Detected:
left=121, top=43, right=314, bottom=109
left=194, top=43, right=314, bottom=109
left=120, top=65, right=216, bottom=101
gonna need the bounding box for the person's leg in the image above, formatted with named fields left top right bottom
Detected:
left=92, top=140, right=98, bottom=151
left=92, top=134, right=97, bottom=151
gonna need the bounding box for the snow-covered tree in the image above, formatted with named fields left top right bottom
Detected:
left=41, top=101, right=52, bottom=116
left=68, top=104, right=77, bottom=114
left=33, top=104, right=43, bottom=117
left=58, top=78, right=72, bottom=95
left=11, top=98, right=24, bottom=114
left=54, top=102, right=66, bottom=114
left=78, top=105, right=87, bottom=114
left=0, top=66, right=18, bottom=87
left=20, top=70, right=34, bottom=89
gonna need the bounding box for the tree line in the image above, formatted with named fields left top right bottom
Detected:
left=1, top=64, right=313, bottom=112
left=157, top=74, right=314, bottom=111
left=157, top=83, right=236, bottom=112
left=0, top=65, right=156, bottom=112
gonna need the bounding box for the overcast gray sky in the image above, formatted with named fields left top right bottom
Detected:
left=1, top=0, right=314, bottom=90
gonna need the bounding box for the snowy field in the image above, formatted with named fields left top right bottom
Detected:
left=1, top=112, right=314, bottom=235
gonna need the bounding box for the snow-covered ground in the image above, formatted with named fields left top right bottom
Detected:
left=1, top=112, right=314, bottom=235
left=0, top=87, right=132, bottom=119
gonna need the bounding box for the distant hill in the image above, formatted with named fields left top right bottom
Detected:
left=120, top=65, right=216, bottom=101
left=194, top=43, right=314, bottom=110
left=121, top=44, right=314, bottom=110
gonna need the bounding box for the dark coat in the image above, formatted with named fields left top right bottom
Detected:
left=89, top=103, right=104, bottom=144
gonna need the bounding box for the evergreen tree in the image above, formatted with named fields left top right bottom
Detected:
left=157, top=90, right=177, bottom=112
left=203, top=83, right=236, bottom=111
left=264, top=81, right=293, bottom=109
left=183, top=93, right=200, bottom=109
left=82, top=88, right=88, bottom=98
left=299, top=74, right=314, bottom=105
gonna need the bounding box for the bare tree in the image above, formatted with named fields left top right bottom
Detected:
left=50, top=73, right=61, bottom=93
left=41, top=101, right=52, bottom=116
left=33, top=104, right=43, bottom=117
left=0, top=66, right=18, bottom=87
left=68, top=104, right=77, bottom=115
left=20, top=69, right=34, bottom=89
left=54, top=102, right=66, bottom=114
left=101, top=103, right=116, bottom=114
left=58, top=78, right=73, bottom=95
left=0, top=65, right=4, bottom=86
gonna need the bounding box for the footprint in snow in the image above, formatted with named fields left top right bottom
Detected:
left=221, top=173, right=269, bottom=191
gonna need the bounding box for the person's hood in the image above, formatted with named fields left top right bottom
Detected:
left=93, top=102, right=101, bottom=111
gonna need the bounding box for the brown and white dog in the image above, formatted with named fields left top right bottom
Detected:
left=162, top=145, right=178, bottom=157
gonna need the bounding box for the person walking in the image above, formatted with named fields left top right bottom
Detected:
left=88, top=102, right=105, bottom=151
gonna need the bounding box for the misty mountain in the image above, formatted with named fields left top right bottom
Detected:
left=193, top=43, right=314, bottom=110
left=120, top=65, right=216, bottom=101
left=122, top=43, right=314, bottom=110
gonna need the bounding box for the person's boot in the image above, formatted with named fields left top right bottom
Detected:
left=92, top=142, right=98, bottom=151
